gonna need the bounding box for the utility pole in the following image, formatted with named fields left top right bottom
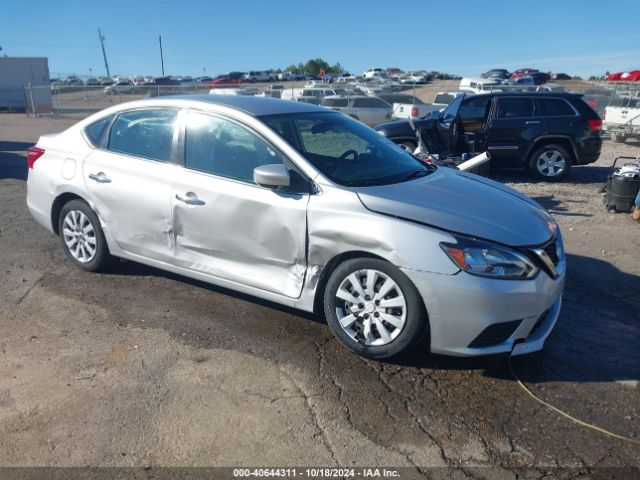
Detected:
left=98, top=29, right=111, bottom=77
left=159, top=35, right=165, bottom=76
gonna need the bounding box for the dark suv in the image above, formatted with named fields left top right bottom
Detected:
left=374, top=92, right=603, bottom=181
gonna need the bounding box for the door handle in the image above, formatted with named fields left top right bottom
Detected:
left=88, top=172, right=111, bottom=183
left=525, top=120, right=541, bottom=125
left=175, top=192, right=205, bottom=206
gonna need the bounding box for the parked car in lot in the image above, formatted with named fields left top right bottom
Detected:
left=208, top=72, right=243, bottom=86
left=503, top=76, right=535, bottom=86
left=552, top=73, right=571, bottom=80
left=510, top=68, right=538, bottom=79
left=243, top=71, right=275, bottom=83
left=378, top=94, right=430, bottom=120
left=26, top=95, right=565, bottom=359
left=375, top=92, right=603, bottom=180
left=321, top=95, right=392, bottom=126
left=459, top=77, right=501, bottom=94
left=400, top=72, right=428, bottom=84
left=363, top=67, right=386, bottom=79
left=481, top=69, right=510, bottom=81
left=529, top=72, right=550, bottom=85
left=86, top=78, right=101, bottom=86
left=104, top=79, right=136, bottom=95
left=65, top=76, right=84, bottom=86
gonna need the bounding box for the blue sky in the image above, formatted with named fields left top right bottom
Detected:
left=2, top=0, right=639, bottom=79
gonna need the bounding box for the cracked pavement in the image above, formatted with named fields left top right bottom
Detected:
left=0, top=114, right=638, bottom=475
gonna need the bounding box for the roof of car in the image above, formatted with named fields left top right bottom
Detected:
left=471, top=91, right=579, bottom=99
left=160, top=94, right=328, bottom=116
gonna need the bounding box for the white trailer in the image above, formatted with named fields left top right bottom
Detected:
left=0, top=57, right=52, bottom=113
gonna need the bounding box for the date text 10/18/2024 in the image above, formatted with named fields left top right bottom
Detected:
left=233, top=468, right=401, bottom=478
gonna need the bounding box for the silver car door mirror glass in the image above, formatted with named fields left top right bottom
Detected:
left=254, top=164, right=290, bottom=188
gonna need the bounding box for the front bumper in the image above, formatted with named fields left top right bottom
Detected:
left=401, top=267, right=565, bottom=357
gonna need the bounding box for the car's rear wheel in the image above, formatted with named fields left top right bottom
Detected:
left=58, top=199, right=113, bottom=272
left=529, top=144, right=572, bottom=181
left=323, top=258, right=427, bottom=359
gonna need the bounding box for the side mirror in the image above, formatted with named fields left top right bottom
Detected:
left=254, top=164, right=290, bottom=188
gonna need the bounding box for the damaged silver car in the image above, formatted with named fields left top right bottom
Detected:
left=26, top=95, right=565, bottom=359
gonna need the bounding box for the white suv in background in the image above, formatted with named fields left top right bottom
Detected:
left=243, top=71, right=275, bottom=83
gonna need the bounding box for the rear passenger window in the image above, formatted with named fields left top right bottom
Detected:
left=185, top=112, right=285, bottom=184
left=108, top=109, right=178, bottom=162
left=538, top=98, right=575, bottom=116
left=496, top=98, right=534, bottom=118
left=85, top=115, right=113, bottom=147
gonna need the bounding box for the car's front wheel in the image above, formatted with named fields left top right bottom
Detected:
left=529, top=144, right=572, bottom=181
left=58, top=199, right=114, bottom=272
left=323, top=258, right=427, bottom=359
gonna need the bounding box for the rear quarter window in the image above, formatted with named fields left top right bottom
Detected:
left=538, top=98, right=576, bottom=116
left=84, top=115, right=114, bottom=147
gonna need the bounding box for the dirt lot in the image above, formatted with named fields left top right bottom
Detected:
left=0, top=97, right=639, bottom=477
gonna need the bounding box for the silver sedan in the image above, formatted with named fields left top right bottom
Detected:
left=26, top=95, right=565, bottom=359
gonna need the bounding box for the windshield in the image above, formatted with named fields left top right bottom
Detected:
left=261, top=112, right=432, bottom=187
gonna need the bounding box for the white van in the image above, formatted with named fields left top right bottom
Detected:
left=459, top=77, right=501, bottom=94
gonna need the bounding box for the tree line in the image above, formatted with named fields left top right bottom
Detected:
left=272, top=58, right=347, bottom=76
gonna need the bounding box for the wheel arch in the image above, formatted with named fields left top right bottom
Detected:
left=311, top=251, right=429, bottom=324
left=51, top=192, right=91, bottom=235
left=525, top=136, right=577, bottom=165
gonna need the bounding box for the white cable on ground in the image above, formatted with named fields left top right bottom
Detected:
left=508, top=357, right=640, bottom=446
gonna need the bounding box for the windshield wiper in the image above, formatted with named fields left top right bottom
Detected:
left=401, top=169, right=431, bottom=182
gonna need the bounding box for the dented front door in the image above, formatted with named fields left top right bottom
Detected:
left=170, top=172, right=309, bottom=298
left=169, top=110, right=309, bottom=298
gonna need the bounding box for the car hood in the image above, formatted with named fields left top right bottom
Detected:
left=354, top=168, right=554, bottom=247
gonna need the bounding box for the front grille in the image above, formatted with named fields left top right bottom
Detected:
left=529, top=309, right=550, bottom=337
left=543, top=240, right=559, bottom=266
left=468, top=320, right=522, bottom=348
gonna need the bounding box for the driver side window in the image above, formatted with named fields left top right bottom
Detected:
left=185, top=111, right=285, bottom=184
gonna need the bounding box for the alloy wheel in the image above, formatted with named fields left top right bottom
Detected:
left=335, top=269, right=407, bottom=346
left=536, top=150, right=566, bottom=177
left=62, top=210, right=97, bottom=263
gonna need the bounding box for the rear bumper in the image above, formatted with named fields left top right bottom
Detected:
left=401, top=267, right=565, bottom=357
left=575, top=136, right=602, bottom=165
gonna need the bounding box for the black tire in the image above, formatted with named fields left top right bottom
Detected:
left=323, top=258, right=428, bottom=359
left=396, top=140, right=417, bottom=153
left=58, top=199, right=114, bottom=272
left=610, top=132, right=626, bottom=143
left=528, top=144, right=572, bottom=182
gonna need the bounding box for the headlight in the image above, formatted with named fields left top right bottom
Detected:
left=440, top=236, right=538, bottom=280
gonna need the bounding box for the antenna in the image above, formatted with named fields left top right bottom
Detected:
left=159, top=35, right=165, bottom=76
left=98, top=29, right=111, bottom=77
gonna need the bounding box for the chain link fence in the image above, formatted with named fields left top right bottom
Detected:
left=12, top=80, right=640, bottom=147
